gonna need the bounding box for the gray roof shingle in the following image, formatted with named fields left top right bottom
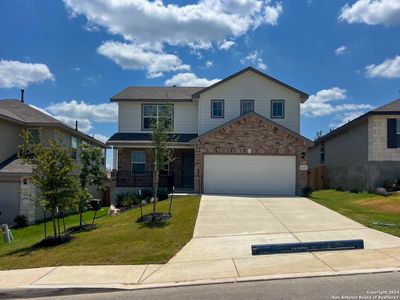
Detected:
left=111, top=87, right=203, bottom=102
left=0, top=99, right=107, bottom=148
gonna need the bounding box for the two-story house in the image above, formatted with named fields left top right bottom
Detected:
left=309, top=98, right=400, bottom=192
left=107, top=67, right=311, bottom=199
left=0, top=98, right=108, bottom=224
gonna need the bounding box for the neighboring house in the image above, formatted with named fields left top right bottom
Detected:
left=107, top=67, right=311, bottom=199
left=0, top=98, right=108, bottom=225
left=309, top=98, right=400, bottom=191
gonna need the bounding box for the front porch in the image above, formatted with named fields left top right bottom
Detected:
left=113, top=147, right=195, bottom=193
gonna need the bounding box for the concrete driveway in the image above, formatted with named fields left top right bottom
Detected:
left=144, top=195, right=400, bottom=284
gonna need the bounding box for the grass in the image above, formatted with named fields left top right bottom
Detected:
left=0, top=195, right=200, bottom=270
left=310, top=190, right=400, bottom=238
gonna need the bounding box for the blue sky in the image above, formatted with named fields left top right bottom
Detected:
left=1, top=0, right=400, bottom=167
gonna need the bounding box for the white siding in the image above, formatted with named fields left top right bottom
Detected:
left=198, top=71, right=301, bottom=134
left=118, top=101, right=198, bottom=133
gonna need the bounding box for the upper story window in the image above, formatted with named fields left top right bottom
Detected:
left=241, top=100, right=254, bottom=115
left=387, top=118, right=400, bottom=148
left=320, top=143, right=325, bottom=164
left=71, top=136, right=78, bottom=159
left=211, top=100, right=224, bottom=118
left=28, top=128, right=41, bottom=144
left=271, top=100, right=285, bottom=119
left=131, top=150, right=146, bottom=174
left=142, top=104, right=174, bottom=130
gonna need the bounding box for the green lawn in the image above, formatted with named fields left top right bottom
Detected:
left=0, top=195, right=200, bottom=270
left=310, top=190, right=400, bottom=238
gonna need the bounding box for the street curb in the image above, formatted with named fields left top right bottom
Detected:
left=2, top=267, right=399, bottom=297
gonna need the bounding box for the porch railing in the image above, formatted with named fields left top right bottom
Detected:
left=116, top=171, right=174, bottom=191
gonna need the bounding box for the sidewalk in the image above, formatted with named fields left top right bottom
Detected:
left=0, top=247, right=400, bottom=291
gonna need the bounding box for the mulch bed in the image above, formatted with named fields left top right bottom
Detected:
left=32, top=236, right=74, bottom=248
left=137, top=212, right=172, bottom=223
left=64, top=224, right=97, bottom=234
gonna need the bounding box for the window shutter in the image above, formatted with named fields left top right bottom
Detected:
left=387, top=119, right=397, bottom=148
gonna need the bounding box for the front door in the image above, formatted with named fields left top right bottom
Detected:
left=181, top=151, right=194, bottom=189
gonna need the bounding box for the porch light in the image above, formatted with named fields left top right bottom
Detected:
left=301, top=152, right=306, bottom=159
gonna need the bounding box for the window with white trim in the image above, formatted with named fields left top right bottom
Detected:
left=211, top=100, right=224, bottom=118
left=241, top=100, right=254, bottom=115
left=142, top=104, right=173, bottom=130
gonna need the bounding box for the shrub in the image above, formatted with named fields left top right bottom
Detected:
left=116, top=193, right=140, bottom=208
left=157, top=188, right=169, bottom=201
left=13, top=215, right=28, bottom=228
left=350, top=189, right=359, bottom=194
left=302, top=186, right=312, bottom=197
left=383, top=179, right=397, bottom=192
left=335, top=187, right=344, bottom=192
left=140, top=189, right=153, bottom=200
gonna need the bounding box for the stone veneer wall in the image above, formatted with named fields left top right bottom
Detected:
left=368, top=115, right=400, bottom=161
left=193, top=114, right=308, bottom=195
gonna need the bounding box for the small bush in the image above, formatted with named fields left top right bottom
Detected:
left=13, top=215, right=28, bottom=228
left=302, top=186, right=313, bottom=197
left=157, top=189, right=169, bottom=201
left=383, top=179, right=397, bottom=192
left=350, top=189, right=359, bottom=194
left=140, top=189, right=153, bottom=200
left=116, top=193, right=141, bottom=208
left=335, top=187, right=344, bottom=192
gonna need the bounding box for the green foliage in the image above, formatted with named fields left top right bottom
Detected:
left=116, top=193, right=141, bottom=208
left=0, top=196, right=201, bottom=269
left=19, top=130, right=80, bottom=237
left=78, top=142, right=106, bottom=227
left=149, top=106, right=176, bottom=215
left=383, top=179, right=397, bottom=192
left=13, top=215, right=28, bottom=228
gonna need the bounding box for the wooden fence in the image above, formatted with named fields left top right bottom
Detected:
left=308, top=165, right=328, bottom=191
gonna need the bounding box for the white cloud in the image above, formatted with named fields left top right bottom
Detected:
left=335, top=45, right=347, bottom=55
left=64, top=0, right=283, bottom=47
left=93, top=133, right=109, bottom=143
left=365, top=55, right=400, bottom=78
left=240, top=50, right=267, bottom=70
left=339, top=0, right=400, bottom=26
left=219, top=40, right=235, bottom=50
left=165, top=73, right=221, bottom=87
left=0, top=60, right=54, bottom=88
left=301, top=87, right=373, bottom=117
left=330, top=110, right=366, bottom=128
left=46, top=100, right=117, bottom=124
left=205, top=61, right=213, bottom=68
left=97, top=41, right=190, bottom=78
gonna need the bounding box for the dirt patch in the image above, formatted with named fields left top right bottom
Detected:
left=355, top=198, right=400, bottom=214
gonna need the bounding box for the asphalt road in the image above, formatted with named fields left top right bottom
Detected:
left=4, top=272, right=400, bottom=300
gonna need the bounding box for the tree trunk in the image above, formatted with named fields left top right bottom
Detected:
left=153, top=170, right=159, bottom=219
left=51, top=208, right=57, bottom=238
left=79, top=182, right=86, bottom=228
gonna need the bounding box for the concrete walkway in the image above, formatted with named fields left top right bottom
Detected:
left=1, top=195, right=400, bottom=290
left=142, top=195, right=400, bottom=284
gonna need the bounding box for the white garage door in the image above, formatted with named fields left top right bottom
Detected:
left=204, top=155, right=296, bottom=195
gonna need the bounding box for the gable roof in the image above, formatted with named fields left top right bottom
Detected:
left=111, top=86, right=203, bottom=102
left=190, top=111, right=312, bottom=145
left=191, top=67, right=309, bottom=102
left=0, top=99, right=108, bottom=148
left=313, top=98, right=400, bottom=146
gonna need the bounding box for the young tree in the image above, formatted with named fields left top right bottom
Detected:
left=19, top=130, right=80, bottom=238
left=78, top=143, right=106, bottom=228
left=150, top=106, right=175, bottom=219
